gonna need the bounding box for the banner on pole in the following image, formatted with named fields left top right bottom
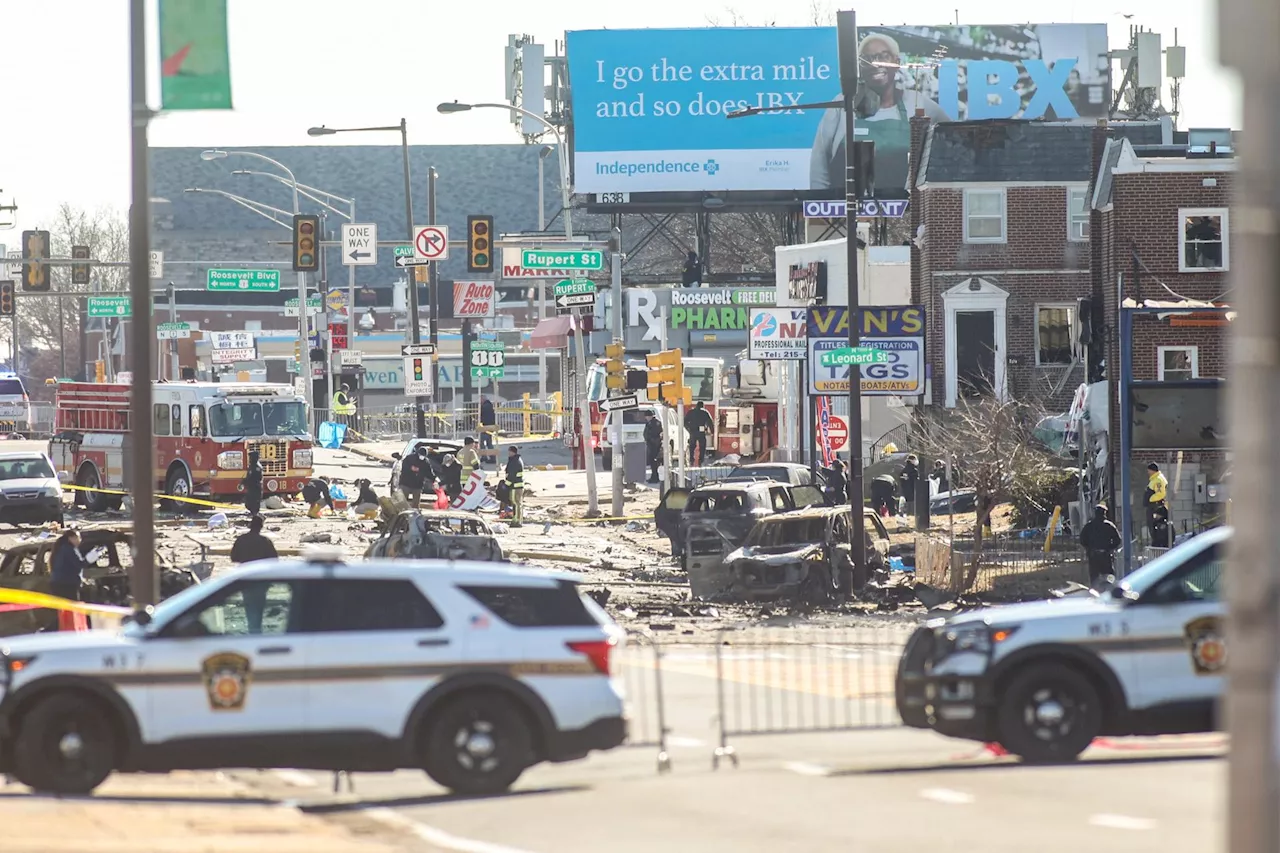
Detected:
left=817, top=395, right=834, bottom=468
left=159, top=0, right=233, bottom=110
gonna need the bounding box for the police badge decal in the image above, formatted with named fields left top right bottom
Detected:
left=1183, top=616, right=1227, bottom=676
left=202, top=652, right=252, bottom=710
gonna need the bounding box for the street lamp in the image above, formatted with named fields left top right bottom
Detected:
left=184, top=187, right=293, bottom=228
left=306, top=119, right=426, bottom=439
left=199, top=149, right=312, bottom=415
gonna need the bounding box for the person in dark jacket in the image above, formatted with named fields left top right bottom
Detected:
left=929, top=459, right=949, bottom=495
left=399, top=446, right=430, bottom=508
left=825, top=460, right=848, bottom=506
left=479, top=397, right=498, bottom=466
left=1079, top=504, right=1122, bottom=584
left=230, top=515, right=278, bottom=565
left=684, top=401, right=715, bottom=467
left=505, top=445, right=525, bottom=526
left=242, top=450, right=263, bottom=516
left=643, top=411, right=663, bottom=484
left=439, top=454, right=463, bottom=501
left=899, top=454, right=920, bottom=516
left=50, top=530, right=86, bottom=603
left=302, top=477, right=334, bottom=518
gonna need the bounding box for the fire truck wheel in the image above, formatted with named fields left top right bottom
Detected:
left=76, top=465, right=109, bottom=513
left=163, top=466, right=193, bottom=514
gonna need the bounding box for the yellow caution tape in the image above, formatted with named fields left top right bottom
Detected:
left=61, top=484, right=248, bottom=512
left=0, top=587, right=131, bottom=617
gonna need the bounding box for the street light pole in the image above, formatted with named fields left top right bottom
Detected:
left=428, top=166, right=440, bottom=436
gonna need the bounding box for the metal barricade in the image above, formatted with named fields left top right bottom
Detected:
left=616, top=631, right=672, bottom=773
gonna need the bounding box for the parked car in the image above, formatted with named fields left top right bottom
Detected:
left=0, top=553, right=626, bottom=796
left=725, top=506, right=891, bottom=603
left=0, top=452, right=63, bottom=527
left=720, top=462, right=826, bottom=488
left=0, top=373, right=32, bottom=438
left=366, top=510, right=505, bottom=562
left=896, top=526, right=1228, bottom=762
left=388, top=438, right=465, bottom=492
left=598, top=404, right=686, bottom=469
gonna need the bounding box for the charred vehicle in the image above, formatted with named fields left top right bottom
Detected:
left=724, top=507, right=891, bottom=603
left=720, top=462, right=826, bottom=488
left=366, top=510, right=506, bottom=562
left=0, top=530, right=201, bottom=635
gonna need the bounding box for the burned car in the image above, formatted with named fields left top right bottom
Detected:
left=366, top=510, right=505, bottom=562
left=723, top=507, right=891, bottom=603
left=0, top=530, right=200, bottom=635
left=653, top=480, right=825, bottom=568
left=720, top=462, right=826, bottom=488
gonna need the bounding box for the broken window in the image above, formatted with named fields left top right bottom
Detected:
left=1158, top=346, right=1198, bottom=381
left=1036, top=305, right=1076, bottom=366
left=1180, top=209, right=1228, bottom=271
left=964, top=189, right=1005, bottom=243
left=1068, top=187, right=1090, bottom=241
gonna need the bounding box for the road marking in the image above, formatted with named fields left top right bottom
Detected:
left=367, top=807, right=539, bottom=853
left=920, top=787, right=975, bottom=804
left=273, top=770, right=319, bottom=787
left=1089, top=814, right=1156, bottom=831
left=784, top=761, right=833, bottom=777
left=666, top=735, right=706, bottom=748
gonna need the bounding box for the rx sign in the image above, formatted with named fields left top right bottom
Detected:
left=414, top=226, right=449, bottom=261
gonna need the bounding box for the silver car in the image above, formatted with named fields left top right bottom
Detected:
left=0, top=452, right=64, bottom=526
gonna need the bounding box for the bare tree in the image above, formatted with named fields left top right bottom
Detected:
left=915, top=392, right=1057, bottom=591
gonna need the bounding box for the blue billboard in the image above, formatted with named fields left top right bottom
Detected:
left=566, top=24, right=1109, bottom=196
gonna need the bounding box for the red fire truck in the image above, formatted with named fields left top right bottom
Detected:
left=585, top=355, right=725, bottom=455
left=49, top=380, right=313, bottom=511
left=718, top=349, right=781, bottom=459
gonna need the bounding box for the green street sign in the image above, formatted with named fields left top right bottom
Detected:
left=820, top=346, right=892, bottom=368
left=207, top=269, right=281, bottom=292
left=87, top=295, right=131, bottom=318
left=553, top=278, right=596, bottom=297
left=157, top=321, right=191, bottom=340
left=393, top=245, right=415, bottom=258
left=522, top=249, right=604, bottom=270
left=284, top=296, right=323, bottom=316
left=158, top=0, right=233, bottom=111
left=470, top=339, right=506, bottom=379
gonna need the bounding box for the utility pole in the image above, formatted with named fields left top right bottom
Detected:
left=1222, top=0, right=1279, bottom=847
left=167, top=282, right=178, bottom=380
left=400, top=118, right=426, bottom=440
left=610, top=226, right=624, bottom=517
left=427, top=166, right=440, bottom=437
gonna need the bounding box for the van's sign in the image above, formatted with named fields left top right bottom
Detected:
left=748, top=308, right=807, bottom=360
left=807, top=305, right=926, bottom=396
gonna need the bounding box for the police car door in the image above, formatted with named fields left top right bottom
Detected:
left=1121, top=540, right=1226, bottom=713
left=144, top=578, right=306, bottom=742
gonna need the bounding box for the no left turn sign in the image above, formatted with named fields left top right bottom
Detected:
left=414, top=225, right=449, bottom=260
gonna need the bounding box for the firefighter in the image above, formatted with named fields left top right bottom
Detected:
left=242, top=449, right=263, bottom=517
left=1145, top=462, right=1170, bottom=547
left=643, top=411, right=663, bottom=484
left=302, top=477, right=334, bottom=518
left=684, top=401, right=714, bottom=467
left=332, top=383, right=357, bottom=427
left=1079, top=504, right=1121, bottom=585
left=505, top=445, right=525, bottom=527
left=457, top=437, right=481, bottom=486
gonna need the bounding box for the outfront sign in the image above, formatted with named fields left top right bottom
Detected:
left=802, top=200, right=909, bottom=219
left=748, top=308, right=807, bottom=360
left=807, top=305, right=926, bottom=397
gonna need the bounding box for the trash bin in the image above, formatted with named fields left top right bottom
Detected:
left=623, top=442, right=648, bottom=484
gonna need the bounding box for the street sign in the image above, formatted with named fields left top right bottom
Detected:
left=393, top=245, right=414, bottom=258
left=339, top=349, right=363, bottom=366
left=149, top=250, right=164, bottom=280
left=470, top=339, right=506, bottom=379
left=341, top=222, right=378, bottom=266
left=522, top=249, right=604, bottom=270
left=5, top=251, right=18, bottom=279
left=556, top=292, right=597, bottom=310
left=284, top=296, right=322, bottom=316
left=326, top=288, right=347, bottom=313
left=207, top=269, right=281, bottom=292
left=819, top=346, right=893, bottom=368
left=599, top=393, right=642, bottom=413
left=404, top=355, right=433, bottom=396
left=553, top=278, right=596, bottom=297
left=156, top=321, right=191, bottom=340
left=211, top=347, right=256, bottom=364
left=87, top=295, right=131, bottom=318
left=210, top=330, right=255, bottom=350
left=413, top=225, right=449, bottom=260
left=402, top=343, right=436, bottom=356
left=818, top=414, right=849, bottom=452
left=394, top=255, right=430, bottom=268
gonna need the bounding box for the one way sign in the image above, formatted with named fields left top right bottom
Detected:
left=342, top=222, right=378, bottom=267
left=599, top=393, right=642, bottom=413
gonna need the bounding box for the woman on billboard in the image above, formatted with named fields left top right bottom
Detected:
left=809, top=33, right=948, bottom=194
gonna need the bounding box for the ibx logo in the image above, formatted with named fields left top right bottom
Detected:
left=703, top=159, right=721, bottom=176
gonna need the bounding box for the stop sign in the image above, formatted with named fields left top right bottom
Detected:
left=823, top=414, right=849, bottom=452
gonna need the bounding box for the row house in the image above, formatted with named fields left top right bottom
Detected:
left=907, top=116, right=1168, bottom=411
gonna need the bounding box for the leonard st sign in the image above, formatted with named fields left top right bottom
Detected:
left=807, top=305, right=926, bottom=396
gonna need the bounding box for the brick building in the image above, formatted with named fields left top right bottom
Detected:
left=1090, top=128, right=1235, bottom=545
left=907, top=117, right=1166, bottom=410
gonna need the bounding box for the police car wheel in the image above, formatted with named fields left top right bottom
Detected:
left=996, top=663, right=1101, bottom=763
left=423, top=691, right=533, bottom=795
left=12, top=692, right=117, bottom=795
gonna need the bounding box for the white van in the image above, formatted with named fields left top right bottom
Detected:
left=0, top=373, right=31, bottom=437
left=599, top=404, right=687, bottom=468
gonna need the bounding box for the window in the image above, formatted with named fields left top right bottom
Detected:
left=0, top=457, right=54, bottom=480
left=1067, top=187, right=1090, bottom=241
left=964, top=189, right=1006, bottom=243
left=170, top=404, right=181, bottom=436
left=1143, top=546, right=1224, bottom=604
left=769, top=487, right=792, bottom=512
left=459, top=582, right=598, bottom=627
left=300, top=579, right=443, bottom=632
left=153, top=404, right=170, bottom=437
left=176, top=580, right=296, bottom=637
left=1179, top=208, right=1229, bottom=272
left=0, top=378, right=25, bottom=396
left=189, top=405, right=205, bottom=437
left=685, top=367, right=716, bottom=402
left=1158, top=346, right=1198, bottom=381
left=1035, top=304, right=1076, bottom=366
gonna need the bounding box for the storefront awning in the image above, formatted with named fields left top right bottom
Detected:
left=530, top=315, right=574, bottom=350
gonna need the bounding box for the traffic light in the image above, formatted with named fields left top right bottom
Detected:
left=645, top=348, right=690, bottom=405
left=0, top=281, right=13, bottom=316
left=292, top=215, right=320, bottom=272
left=467, top=215, right=493, bottom=274
left=71, top=245, right=90, bottom=285
left=293, top=340, right=302, bottom=372
left=412, top=357, right=425, bottom=384
left=95, top=361, right=105, bottom=383
left=604, top=341, right=626, bottom=391
left=21, top=230, right=50, bottom=292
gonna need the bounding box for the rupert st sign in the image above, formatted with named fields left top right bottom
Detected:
left=807, top=305, right=926, bottom=397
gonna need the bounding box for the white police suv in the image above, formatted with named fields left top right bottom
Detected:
left=0, top=555, right=627, bottom=795
left=896, top=527, right=1227, bottom=761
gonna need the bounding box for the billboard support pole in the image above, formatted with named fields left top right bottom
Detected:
left=610, top=227, right=625, bottom=518
left=838, top=9, right=867, bottom=589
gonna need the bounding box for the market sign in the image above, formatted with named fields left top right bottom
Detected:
left=807, top=305, right=926, bottom=397
left=747, top=308, right=807, bottom=360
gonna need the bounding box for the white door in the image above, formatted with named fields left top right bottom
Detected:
left=300, top=577, right=461, bottom=738
left=143, top=578, right=306, bottom=743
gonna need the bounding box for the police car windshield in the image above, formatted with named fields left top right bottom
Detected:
left=1118, top=528, right=1229, bottom=595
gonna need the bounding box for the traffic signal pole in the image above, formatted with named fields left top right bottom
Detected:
left=610, top=228, right=624, bottom=518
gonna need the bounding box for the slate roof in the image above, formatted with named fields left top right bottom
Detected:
left=149, top=144, right=562, bottom=293
left=916, top=120, right=1166, bottom=186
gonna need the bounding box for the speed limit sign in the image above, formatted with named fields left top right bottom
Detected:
left=471, top=340, right=506, bottom=379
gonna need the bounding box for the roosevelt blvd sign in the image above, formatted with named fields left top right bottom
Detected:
left=523, top=249, right=604, bottom=271
left=207, top=269, right=281, bottom=292
left=599, top=393, right=642, bottom=413
left=87, top=295, right=131, bottom=318
left=819, top=346, right=893, bottom=368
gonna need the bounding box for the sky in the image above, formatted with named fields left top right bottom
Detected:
left=0, top=0, right=1238, bottom=237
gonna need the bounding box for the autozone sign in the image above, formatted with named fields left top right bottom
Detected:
left=453, top=281, right=496, bottom=318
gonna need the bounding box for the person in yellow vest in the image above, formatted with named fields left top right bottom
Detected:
left=332, top=383, right=357, bottom=427
left=457, top=437, right=481, bottom=487
left=1145, top=462, right=1170, bottom=547
left=505, top=445, right=525, bottom=527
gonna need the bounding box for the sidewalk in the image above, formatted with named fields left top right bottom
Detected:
left=0, top=771, right=407, bottom=853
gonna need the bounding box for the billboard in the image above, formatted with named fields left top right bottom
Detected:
left=626, top=286, right=776, bottom=346
left=808, top=305, right=925, bottom=396
left=748, top=308, right=808, bottom=360
left=453, top=281, right=497, bottom=318
left=566, top=24, right=1109, bottom=196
